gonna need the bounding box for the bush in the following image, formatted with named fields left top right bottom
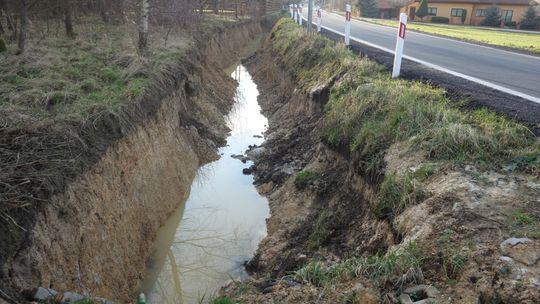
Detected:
left=431, top=16, right=449, bottom=24
left=521, top=6, right=539, bottom=30
left=481, top=5, right=501, bottom=27
left=505, top=21, right=517, bottom=27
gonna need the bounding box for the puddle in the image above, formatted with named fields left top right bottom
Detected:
left=141, top=65, right=269, bottom=303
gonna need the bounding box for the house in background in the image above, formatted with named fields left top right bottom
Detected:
left=400, top=0, right=532, bottom=25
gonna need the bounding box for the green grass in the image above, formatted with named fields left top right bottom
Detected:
left=295, top=170, right=322, bottom=188
left=508, top=210, right=540, bottom=239
left=270, top=18, right=538, bottom=177
left=375, top=173, right=426, bottom=219
left=308, top=210, right=333, bottom=249
left=294, top=242, right=424, bottom=291
left=359, top=17, right=540, bottom=54
left=209, top=296, right=238, bottom=304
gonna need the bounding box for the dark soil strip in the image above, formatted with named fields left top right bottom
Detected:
left=318, top=28, right=540, bottom=136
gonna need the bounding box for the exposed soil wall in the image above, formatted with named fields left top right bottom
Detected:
left=1, top=19, right=273, bottom=303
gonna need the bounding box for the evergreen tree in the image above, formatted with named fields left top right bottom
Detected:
left=416, top=0, right=428, bottom=19
left=521, top=5, right=539, bottom=30
left=357, top=0, right=379, bottom=18
left=481, top=5, right=501, bottom=27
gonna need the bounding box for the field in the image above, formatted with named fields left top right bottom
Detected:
left=359, top=17, right=540, bottom=54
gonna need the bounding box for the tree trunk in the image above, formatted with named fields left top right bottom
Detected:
left=17, top=0, right=28, bottom=52
left=98, top=0, right=108, bottom=22
left=0, top=10, right=4, bottom=34
left=212, top=0, right=219, bottom=14
left=64, top=0, right=75, bottom=38
left=138, top=0, right=149, bottom=56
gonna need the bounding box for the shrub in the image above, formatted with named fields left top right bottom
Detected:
left=505, top=21, right=517, bottom=27
left=416, top=0, right=429, bottom=19
left=481, top=6, right=501, bottom=27
left=521, top=6, right=539, bottom=30
left=431, top=16, right=449, bottom=23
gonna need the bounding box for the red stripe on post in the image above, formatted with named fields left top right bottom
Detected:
left=399, top=22, right=406, bottom=39
left=346, top=12, right=351, bottom=22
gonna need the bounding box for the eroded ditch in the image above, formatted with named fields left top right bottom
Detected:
left=141, top=65, right=270, bottom=303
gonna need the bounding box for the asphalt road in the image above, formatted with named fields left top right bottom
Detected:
left=301, top=10, right=540, bottom=102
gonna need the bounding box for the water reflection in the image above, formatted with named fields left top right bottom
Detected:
left=142, top=65, right=269, bottom=303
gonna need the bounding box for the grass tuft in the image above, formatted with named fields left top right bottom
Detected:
left=294, top=242, right=424, bottom=291
left=295, top=170, right=322, bottom=189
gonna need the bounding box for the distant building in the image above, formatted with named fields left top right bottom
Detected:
left=400, top=0, right=532, bottom=25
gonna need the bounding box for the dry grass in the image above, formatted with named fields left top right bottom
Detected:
left=0, top=15, right=242, bottom=267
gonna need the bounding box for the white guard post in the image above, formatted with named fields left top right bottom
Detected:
left=293, top=4, right=298, bottom=23
left=392, top=13, right=408, bottom=78
left=345, top=4, right=351, bottom=46
left=316, top=6, right=321, bottom=32
left=299, top=4, right=303, bottom=26
left=290, top=4, right=293, bottom=19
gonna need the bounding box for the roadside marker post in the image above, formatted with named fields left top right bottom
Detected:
left=299, top=5, right=303, bottom=26
left=290, top=4, right=293, bottom=19
left=293, top=4, right=298, bottom=24
left=345, top=4, right=351, bottom=46
left=392, top=13, right=408, bottom=78
left=316, top=6, right=321, bottom=32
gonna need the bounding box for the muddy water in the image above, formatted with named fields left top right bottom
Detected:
left=141, top=65, right=269, bottom=303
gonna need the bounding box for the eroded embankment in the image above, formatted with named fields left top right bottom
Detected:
left=221, top=19, right=540, bottom=303
left=0, top=19, right=272, bottom=303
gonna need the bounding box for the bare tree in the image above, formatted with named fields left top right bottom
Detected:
left=138, top=0, right=149, bottom=55
left=98, top=0, right=108, bottom=22
left=64, top=0, right=75, bottom=38
left=17, top=0, right=28, bottom=52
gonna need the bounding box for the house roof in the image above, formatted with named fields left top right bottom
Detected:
left=413, top=0, right=531, bottom=5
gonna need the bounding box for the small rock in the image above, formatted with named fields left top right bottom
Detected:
left=500, top=238, right=540, bottom=266
left=500, top=237, right=531, bottom=247
left=61, top=292, right=85, bottom=303
left=34, top=287, right=57, bottom=301
left=262, top=286, right=273, bottom=294
left=246, top=147, right=266, bottom=161
left=402, top=285, right=440, bottom=303
left=398, top=293, right=414, bottom=304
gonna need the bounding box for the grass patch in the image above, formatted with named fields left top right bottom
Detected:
left=209, top=296, right=238, bottom=304
left=294, top=242, right=424, bottom=291
left=359, top=17, right=540, bottom=54
left=308, top=210, right=333, bottom=249
left=508, top=210, right=540, bottom=239
left=270, top=18, right=538, bottom=177
left=375, top=173, right=426, bottom=219
left=295, top=170, right=322, bottom=189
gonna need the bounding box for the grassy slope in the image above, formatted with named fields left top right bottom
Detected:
left=0, top=16, right=240, bottom=123
left=358, top=17, right=540, bottom=54
left=272, top=18, right=538, bottom=177
left=236, top=17, right=540, bottom=299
